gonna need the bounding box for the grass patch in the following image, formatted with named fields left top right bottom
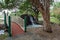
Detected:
left=0, top=33, right=8, bottom=40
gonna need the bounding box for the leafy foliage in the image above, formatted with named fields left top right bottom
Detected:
left=19, top=0, right=35, bottom=16
left=0, top=0, right=19, bottom=9
left=50, top=17, right=60, bottom=24
left=54, top=2, right=60, bottom=8
left=50, top=2, right=60, bottom=24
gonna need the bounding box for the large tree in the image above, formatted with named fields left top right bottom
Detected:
left=30, top=0, right=52, bottom=32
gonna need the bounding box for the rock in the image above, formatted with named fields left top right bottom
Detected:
left=0, top=24, right=5, bottom=30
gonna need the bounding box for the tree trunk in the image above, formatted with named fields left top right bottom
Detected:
left=35, top=12, right=38, bottom=22
left=42, top=12, right=52, bottom=33
left=30, top=0, right=52, bottom=33
left=41, top=0, right=52, bottom=32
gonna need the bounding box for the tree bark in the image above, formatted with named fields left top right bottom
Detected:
left=42, top=0, right=52, bottom=32
left=30, top=0, right=52, bottom=33
left=42, top=12, right=52, bottom=33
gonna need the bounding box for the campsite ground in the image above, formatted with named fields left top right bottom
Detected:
left=5, top=24, right=60, bottom=40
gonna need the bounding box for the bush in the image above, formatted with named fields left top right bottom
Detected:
left=56, top=14, right=60, bottom=20
left=50, top=17, right=60, bottom=24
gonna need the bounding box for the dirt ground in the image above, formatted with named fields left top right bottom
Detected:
left=5, top=24, right=60, bottom=40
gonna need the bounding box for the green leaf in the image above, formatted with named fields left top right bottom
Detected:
left=50, top=17, right=60, bottom=24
